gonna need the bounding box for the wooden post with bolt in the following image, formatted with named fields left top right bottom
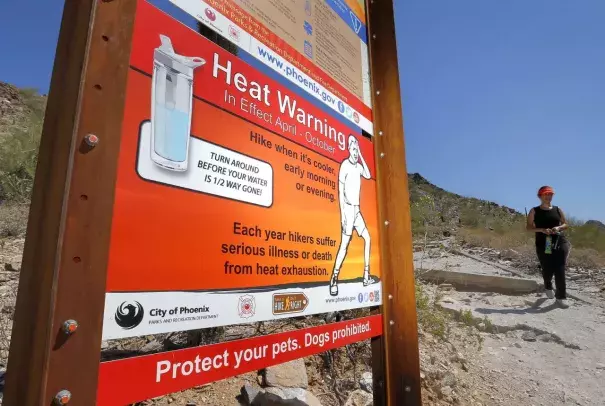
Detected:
left=4, top=0, right=137, bottom=404
left=367, top=0, right=423, bottom=405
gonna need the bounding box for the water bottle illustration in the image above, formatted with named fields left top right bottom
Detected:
left=151, top=35, right=205, bottom=171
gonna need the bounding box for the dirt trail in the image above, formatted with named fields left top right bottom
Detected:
left=417, top=248, right=605, bottom=406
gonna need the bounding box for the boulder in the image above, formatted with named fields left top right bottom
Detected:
left=251, top=392, right=308, bottom=406
left=263, top=359, right=308, bottom=388
left=241, top=383, right=263, bottom=404
left=359, top=372, right=373, bottom=393
left=248, top=388, right=322, bottom=406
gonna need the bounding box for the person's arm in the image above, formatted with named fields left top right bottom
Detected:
left=553, top=208, right=569, bottom=233
left=358, top=151, right=371, bottom=179
left=526, top=208, right=551, bottom=234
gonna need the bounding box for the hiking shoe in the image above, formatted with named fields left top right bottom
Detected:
left=329, top=272, right=339, bottom=296
left=556, top=299, right=569, bottom=309
left=545, top=289, right=555, bottom=299
left=363, top=274, right=378, bottom=287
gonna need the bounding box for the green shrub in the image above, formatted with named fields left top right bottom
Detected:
left=0, top=87, right=44, bottom=203
left=416, top=283, right=449, bottom=339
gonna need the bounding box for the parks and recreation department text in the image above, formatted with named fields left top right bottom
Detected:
left=149, top=314, right=219, bottom=325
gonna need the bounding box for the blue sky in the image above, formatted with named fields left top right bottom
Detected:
left=394, top=0, right=605, bottom=221
left=1, top=0, right=603, bottom=221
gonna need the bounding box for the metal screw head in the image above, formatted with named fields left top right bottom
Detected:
left=62, top=319, right=78, bottom=335
left=379, top=131, right=383, bottom=136
left=376, top=90, right=381, bottom=95
left=389, top=320, right=395, bottom=326
left=54, top=390, right=72, bottom=405
left=405, top=386, right=411, bottom=392
left=372, top=34, right=376, bottom=39
left=384, top=220, right=389, bottom=226
left=388, top=294, right=393, bottom=300
left=84, top=133, right=99, bottom=147
left=380, top=152, right=385, bottom=158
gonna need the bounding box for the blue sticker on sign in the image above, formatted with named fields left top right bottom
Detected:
left=304, top=40, right=313, bottom=59
left=304, top=21, right=313, bottom=35
left=324, top=0, right=367, bottom=43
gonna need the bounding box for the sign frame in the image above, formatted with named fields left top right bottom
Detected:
left=4, top=0, right=421, bottom=405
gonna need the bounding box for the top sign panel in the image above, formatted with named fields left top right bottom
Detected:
left=170, top=0, right=373, bottom=134
left=232, top=0, right=368, bottom=99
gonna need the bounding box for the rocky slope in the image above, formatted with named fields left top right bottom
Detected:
left=407, top=173, right=522, bottom=230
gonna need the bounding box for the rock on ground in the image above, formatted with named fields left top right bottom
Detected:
left=263, top=359, right=309, bottom=389
left=359, top=372, right=373, bottom=393
left=242, top=383, right=322, bottom=406
left=344, top=390, right=373, bottom=406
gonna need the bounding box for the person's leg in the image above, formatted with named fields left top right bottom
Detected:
left=330, top=233, right=351, bottom=295
left=333, top=233, right=351, bottom=273
left=353, top=209, right=376, bottom=285
left=537, top=249, right=555, bottom=297
left=360, top=228, right=378, bottom=285
left=360, top=228, right=370, bottom=269
left=554, top=243, right=570, bottom=300
left=330, top=204, right=355, bottom=295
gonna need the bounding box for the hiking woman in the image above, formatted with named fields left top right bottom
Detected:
left=526, top=186, right=571, bottom=308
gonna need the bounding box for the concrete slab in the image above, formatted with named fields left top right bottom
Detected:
left=418, top=269, right=539, bottom=294
left=414, top=251, right=515, bottom=277
left=452, top=249, right=527, bottom=278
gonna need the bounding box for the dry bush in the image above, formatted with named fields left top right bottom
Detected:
left=458, top=227, right=532, bottom=251
left=0, top=203, right=29, bottom=237
left=568, top=247, right=605, bottom=269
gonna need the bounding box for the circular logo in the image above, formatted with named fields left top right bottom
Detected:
left=205, top=8, right=217, bottom=21
left=364, top=292, right=369, bottom=302
left=358, top=293, right=364, bottom=303
left=369, top=292, right=375, bottom=302
left=238, top=295, right=256, bottom=318
left=346, top=106, right=353, bottom=118
left=353, top=112, right=360, bottom=124
left=338, top=101, right=346, bottom=114
left=115, top=301, right=144, bottom=330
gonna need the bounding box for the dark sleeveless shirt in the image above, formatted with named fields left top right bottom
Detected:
left=533, top=206, right=567, bottom=249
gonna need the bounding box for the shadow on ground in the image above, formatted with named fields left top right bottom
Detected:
left=474, top=298, right=560, bottom=315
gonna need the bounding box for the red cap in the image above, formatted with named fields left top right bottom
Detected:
left=538, top=186, right=555, bottom=196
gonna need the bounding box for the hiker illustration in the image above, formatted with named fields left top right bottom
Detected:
left=329, top=135, right=377, bottom=296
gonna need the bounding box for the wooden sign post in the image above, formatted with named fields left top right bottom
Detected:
left=4, top=1, right=420, bottom=405
left=367, top=0, right=422, bottom=403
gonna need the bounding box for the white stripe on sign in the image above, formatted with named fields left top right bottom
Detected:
left=103, top=281, right=383, bottom=339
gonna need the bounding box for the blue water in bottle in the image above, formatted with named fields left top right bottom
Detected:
left=153, top=104, right=189, bottom=163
